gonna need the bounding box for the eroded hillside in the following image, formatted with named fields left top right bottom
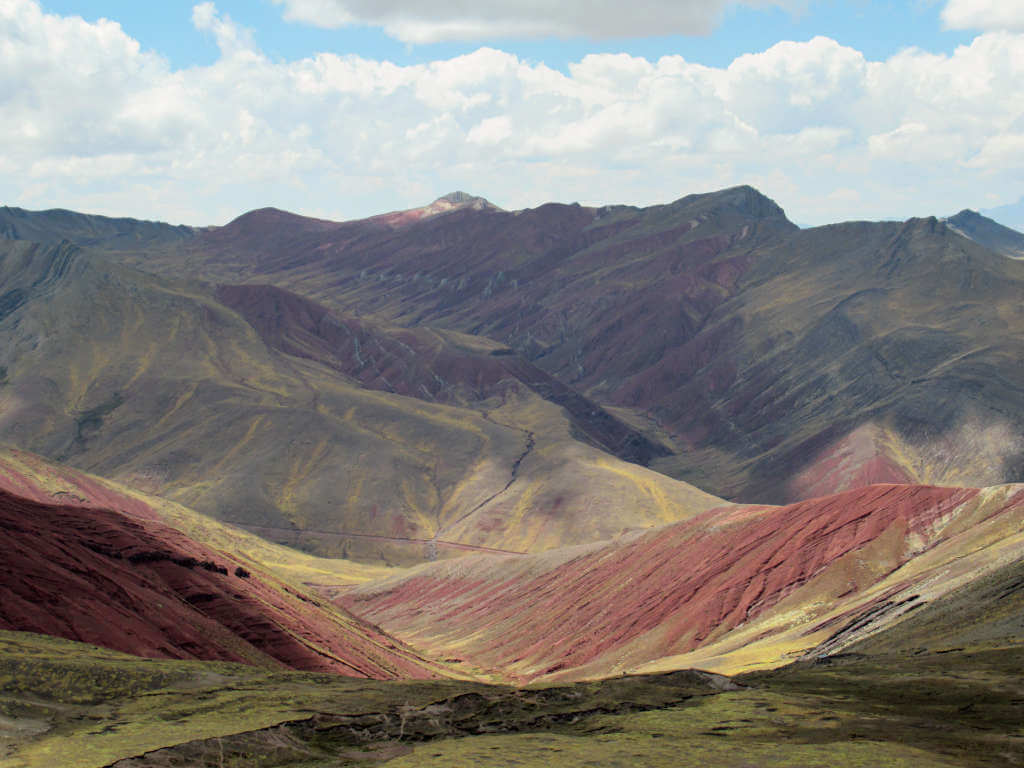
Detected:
left=64, top=186, right=1024, bottom=503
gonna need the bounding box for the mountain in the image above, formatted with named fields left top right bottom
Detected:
left=214, top=282, right=669, bottom=465
left=368, top=191, right=502, bottom=228
left=3, top=188, right=1024, bottom=767
left=85, top=186, right=1024, bottom=503
left=982, top=196, right=1024, bottom=233
left=658, top=215, right=1024, bottom=501
left=945, top=208, right=1024, bottom=259
left=0, top=204, right=196, bottom=251
left=4, top=184, right=1023, bottom=514
left=840, top=551, right=1024, bottom=656
left=0, top=237, right=722, bottom=563
left=0, top=449, right=441, bottom=678
left=341, top=482, right=1024, bottom=682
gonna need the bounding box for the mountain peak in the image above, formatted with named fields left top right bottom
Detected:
left=370, top=192, right=501, bottom=228
left=713, top=185, right=789, bottom=220
left=667, top=184, right=795, bottom=229
left=431, top=191, right=499, bottom=211
left=944, top=209, right=1024, bottom=259
left=437, top=191, right=480, bottom=204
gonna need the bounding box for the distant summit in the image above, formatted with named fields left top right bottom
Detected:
left=981, top=197, right=1024, bottom=233
left=435, top=191, right=497, bottom=208
left=944, top=209, right=1024, bottom=259
left=667, top=185, right=793, bottom=225
left=429, top=191, right=501, bottom=213
left=715, top=184, right=790, bottom=220
left=373, top=191, right=501, bottom=228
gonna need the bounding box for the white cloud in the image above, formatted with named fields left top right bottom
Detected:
left=467, top=116, right=514, bottom=146
left=942, top=0, right=1024, bottom=32
left=192, top=2, right=257, bottom=55
left=2, top=0, right=1024, bottom=226
left=966, top=134, right=1024, bottom=169
left=271, top=0, right=788, bottom=41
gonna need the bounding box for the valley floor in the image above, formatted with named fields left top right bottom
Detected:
left=2, top=632, right=1021, bottom=768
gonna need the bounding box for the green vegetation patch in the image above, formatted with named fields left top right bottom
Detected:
left=0, top=631, right=487, bottom=768
left=3, top=631, right=1022, bottom=768
left=744, top=648, right=1024, bottom=768
left=0, top=633, right=725, bottom=768
left=389, top=692, right=959, bottom=768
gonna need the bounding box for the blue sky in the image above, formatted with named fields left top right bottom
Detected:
left=4, top=0, right=1023, bottom=227
left=42, top=1, right=976, bottom=72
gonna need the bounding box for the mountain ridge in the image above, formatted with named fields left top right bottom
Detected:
left=342, top=481, right=1024, bottom=682
left=0, top=451, right=443, bottom=678
left=4, top=186, right=1022, bottom=509
left=0, top=235, right=723, bottom=564
left=945, top=208, right=1024, bottom=259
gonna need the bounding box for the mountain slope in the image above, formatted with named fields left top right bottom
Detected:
left=114, top=185, right=798, bottom=402
left=0, top=238, right=723, bottom=562
left=0, top=205, right=196, bottom=251
left=214, top=283, right=669, bottom=465
left=840, top=553, right=1024, bottom=657
left=645, top=215, right=1024, bottom=500
left=945, top=208, right=1024, bottom=258
left=982, top=196, right=1024, bottom=233
left=341, top=483, right=1024, bottom=682
left=0, top=446, right=393, bottom=589
left=0, top=458, right=441, bottom=678
left=91, top=186, right=1024, bottom=502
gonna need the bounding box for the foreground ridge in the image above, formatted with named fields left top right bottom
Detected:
left=342, top=482, right=1024, bottom=681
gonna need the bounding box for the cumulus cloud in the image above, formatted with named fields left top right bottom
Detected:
left=2, top=0, right=1024, bottom=226
left=271, top=0, right=787, bottom=41
left=192, top=1, right=257, bottom=55
left=942, top=0, right=1024, bottom=32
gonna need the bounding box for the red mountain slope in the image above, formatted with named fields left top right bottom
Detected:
left=215, top=283, right=668, bottom=464
left=0, top=471, right=439, bottom=679
left=342, top=483, right=1024, bottom=681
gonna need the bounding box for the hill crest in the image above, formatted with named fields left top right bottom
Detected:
left=945, top=208, right=1024, bottom=259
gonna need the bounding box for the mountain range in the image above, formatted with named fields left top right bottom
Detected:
left=982, top=197, right=1024, bottom=234
left=1, top=187, right=1023, bottom=767
left=4, top=187, right=1023, bottom=515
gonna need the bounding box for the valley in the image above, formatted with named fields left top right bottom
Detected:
left=1, top=186, right=1022, bottom=766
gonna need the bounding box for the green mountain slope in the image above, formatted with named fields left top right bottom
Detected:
left=0, top=239, right=722, bottom=562
left=0, top=205, right=196, bottom=252
left=78, top=186, right=1024, bottom=503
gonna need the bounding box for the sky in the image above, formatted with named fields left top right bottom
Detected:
left=2, top=0, right=1023, bottom=227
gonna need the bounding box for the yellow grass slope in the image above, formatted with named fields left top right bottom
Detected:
left=0, top=240, right=723, bottom=564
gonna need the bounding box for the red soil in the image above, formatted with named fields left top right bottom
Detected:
left=0, top=450, right=157, bottom=520
left=788, top=428, right=915, bottom=500
left=343, top=484, right=982, bottom=680
left=0, top=477, right=434, bottom=679
left=215, top=283, right=518, bottom=404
